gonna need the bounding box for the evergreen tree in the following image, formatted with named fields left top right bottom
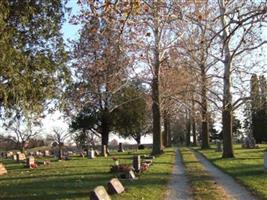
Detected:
left=0, top=0, right=69, bottom=116
left=250, top=74, right=267, bottom=143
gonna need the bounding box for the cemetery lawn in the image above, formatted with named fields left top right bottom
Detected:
left=195, top=144, right=267, bottom=200
left=0, top=148, right=175, bottom=200
left=180, top=148, right=228, bottom=200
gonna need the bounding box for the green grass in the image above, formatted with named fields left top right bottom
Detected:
left=195, top=144, right=267, bottom=200
left=0, top=148, right=175, bottom=200
left=180, top=148, right=228, bottom=200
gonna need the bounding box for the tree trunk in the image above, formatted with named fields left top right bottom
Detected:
left=58, top=145, right=63, bottom=160
left=201, top=65, right=209, bottom=149
left=186, top=111, right=191, bottom=146
left=101, top=117, right=110, bottom=156
left=152, top=76, right=162, bottom=154
left=134, top=134, right=141, bottom=146
left=168, top=121, right=172, bottom=147
left=163, top=112, right=170, bottom=147
left=21, top=141, right=26, bottom=153
left=220, top=0, right=234, bottom=158
left=192, top=116, right=197, bottom=146
left=152, top=16, right=162, bottom=155
left=191, top=99, right=197, bottom=146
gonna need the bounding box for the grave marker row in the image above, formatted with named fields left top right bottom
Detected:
left=90, top=178, right=125, bottom=200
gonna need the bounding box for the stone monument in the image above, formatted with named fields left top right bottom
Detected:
left=88, top=149, right=95, bottom=159
left=132, top=155, right=141, bottom=172
left=0, top=163, right=7, bottom=176
left=26, top=156, right=35, bottom=168
left=89, top=186, right=111, bottom=200
left=107, top=178, right=125, bottom=194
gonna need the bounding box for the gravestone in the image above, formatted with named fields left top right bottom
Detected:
left=95, top=150, right=100, bottom=156
left=142, top=159, right=153, bottom=166
left=13, top=154, right=17, bottom=160
left=128, top=170, right=136, bottom=179
left=44, top=150, right=50, bottom=157
left=132, top=155, right=141, bottom=172
left=216, top=140, right=222, bottom=152
left=7, top=151, right=13, bottom=158
left=118, top=143, right=124, bottom=152
left=107, top=178, right=125, bottom=194
left=242, top=137, right=256, bottom=149
left=0, top=163, right=7, bottom=176
left=141, top=155, right=155, bottom=160
left=102, top=145, right=107, bottom=157
left=26, top=156, right=35, bottom=168
left=16, top=153, right=26, bottom=161
left=264, top=152, right=267, bottom=172
left=90, top=186, right=111, bottom=200
left=88, top=149, right=95, bottom=159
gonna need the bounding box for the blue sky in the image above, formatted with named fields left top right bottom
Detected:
left=61, top=1, right=81, bottom=43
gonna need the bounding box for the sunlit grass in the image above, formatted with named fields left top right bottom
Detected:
left=0, top=148, right=175, bottom=200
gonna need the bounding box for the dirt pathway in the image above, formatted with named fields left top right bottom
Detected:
left=193, top=150, right=259, bottom=200
left=165, top=149, right=193, bottom=200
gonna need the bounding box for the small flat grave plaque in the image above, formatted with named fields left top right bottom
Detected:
left=107, top=178, right=125, bottom=194
left=90, top=185, right=111, bottom=200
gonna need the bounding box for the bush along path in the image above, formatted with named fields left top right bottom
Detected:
left=165, top=148, right=193, bottom=200
left=191, top=149, right=259, bottom=200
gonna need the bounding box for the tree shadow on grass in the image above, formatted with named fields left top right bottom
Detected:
left=0, top=172, right=114, bottom=200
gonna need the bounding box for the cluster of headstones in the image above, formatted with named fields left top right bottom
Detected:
left=90, top=178, right=125, bottom=200
left=80, top=148, right=101, bottom=159
left=242, top=137, right=257, bottom=149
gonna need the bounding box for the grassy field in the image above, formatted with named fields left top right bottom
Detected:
left=180, top=148, right=229, bottom=200
left=196, top=144, right=267, bottom=200
left=0, top=148, right=175, bottom=200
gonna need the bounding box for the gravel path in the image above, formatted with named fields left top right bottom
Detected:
left=165, top=149, right=193, bottom=200
left=193, top=150, right=259, bottom=200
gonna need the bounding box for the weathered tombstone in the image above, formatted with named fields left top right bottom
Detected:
left=118, top=143, right=124, bottom=152
left=89, top=186, right=111, bottom=200
left=16, top=153, right=26, bottom=161
left=264, top=152, right=267, bottom=172
left=0, top=163, right=7, bottom=176
left=88, top=149, right=95, bottom=159
left=26, top=156, right=35, bottom=168
left=95, top=150, right=100, bottom=156
left=102, top=145, right=107, bottom=157
left=44, top=150, right=50, bottom=157
left=216, top=140, right=222, bottom=152
left=132, top=155, right=141, bottom=172
left=142, top=159, right=153, bottom=166
left=128, top=170, right=136, bottom=179
left=107, top=178, right=125, bottom=194
left=7, top=151, right=13, bottom=158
